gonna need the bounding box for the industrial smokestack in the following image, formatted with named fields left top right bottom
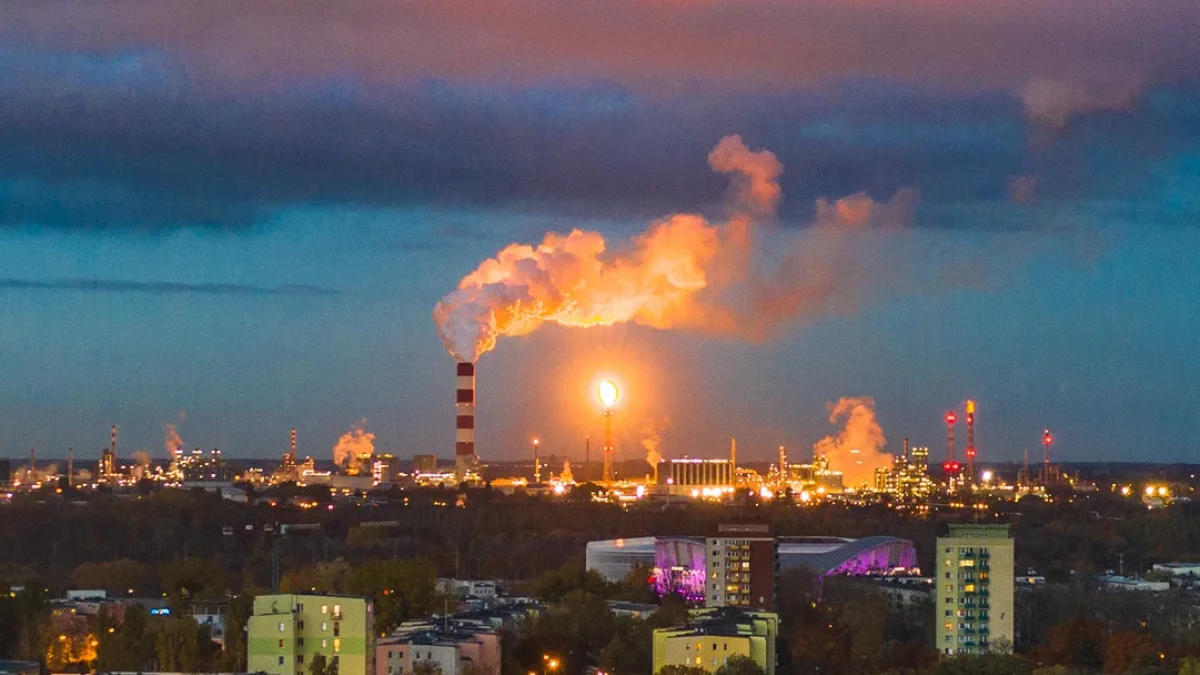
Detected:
left=455, top=362, right=477, bottom=482
left=111, top=425, right=117, bottom=456
left=290, top=428, right=297, bottom=462
left=67, top=448, right=74, bottom=487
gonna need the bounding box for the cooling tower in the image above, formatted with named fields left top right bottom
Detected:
left=455, top=361, right=477, bottom=481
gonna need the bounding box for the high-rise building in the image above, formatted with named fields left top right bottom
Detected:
left=934, top=524, right=1014, bottom=656
left=705, top=523, right=777, bottom=611
left=247, top=594, right=374, bottom=675
left=653, top=607, right=779, bottom=675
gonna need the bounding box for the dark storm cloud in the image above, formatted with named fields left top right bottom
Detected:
left=0, top=278, right=340, bottom=296
left=0, top=0, right=1198, bottom=231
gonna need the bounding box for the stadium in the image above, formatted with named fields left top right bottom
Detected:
left=585, top=535, right=919, bottom=584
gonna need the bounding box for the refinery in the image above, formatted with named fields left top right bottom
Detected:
left=6, top=384, right=1182, bottom=512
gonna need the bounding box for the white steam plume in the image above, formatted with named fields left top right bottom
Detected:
left=433, top=135, right=916, bottom=362
left=333, top=419, right=375, bottom=475
left=164, top=423, right=184, bottom=455
left=812, top=397, right=893, bottom=488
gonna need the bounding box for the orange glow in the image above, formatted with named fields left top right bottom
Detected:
left=966, top=400, right=975, bottom=414
left=598, top=380, right=620, bottom=408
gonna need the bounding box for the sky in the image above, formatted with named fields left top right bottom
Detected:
left=1, top=1, right=1198, bottom=467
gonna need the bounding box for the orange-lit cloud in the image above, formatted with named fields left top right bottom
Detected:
left=434, top=135, right=917, bottom=361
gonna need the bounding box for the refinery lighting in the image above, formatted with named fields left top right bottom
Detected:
left=598, top=380, right=620, bottom=409
left=598, top=380, right=620, bottom=484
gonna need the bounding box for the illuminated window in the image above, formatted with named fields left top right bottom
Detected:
left=944, top=623, right=952, bottom=630
left=278, top=622, right=285, bottom=632
left=334, top=638, right=341, bottom=653
left=321, top=605, right=329, bottom=614
left=322, top=622, right=328, bottom=631
left=964, top=584, right=976, bottom=592
left=322, top=639, right=327, bottom=648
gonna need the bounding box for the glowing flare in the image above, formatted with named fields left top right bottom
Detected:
left=598, top=380, right=620, bottom=408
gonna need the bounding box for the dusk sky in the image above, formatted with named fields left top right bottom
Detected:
left=1, top=2, right=1198, bottom=466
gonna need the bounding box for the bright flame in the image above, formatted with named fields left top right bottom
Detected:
left=598, top=380, right=620, bottom=408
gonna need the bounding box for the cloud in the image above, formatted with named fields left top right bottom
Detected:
left=1021, top=77, right=1143, bottom=129
left=0, top=4, right=1196, bottom=233
left=0, top=278, right=340, bottom=296
left=3, top=1, right=1197, bottom=95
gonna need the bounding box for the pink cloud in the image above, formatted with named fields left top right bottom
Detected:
left=3, top=0, right=1196, bottom=102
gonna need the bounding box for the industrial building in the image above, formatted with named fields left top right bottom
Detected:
left=934, top=524, right=1014, bottom=656
left=247, top=594, right=374, bottom=675
left=652, top=607, right=779, bottom=675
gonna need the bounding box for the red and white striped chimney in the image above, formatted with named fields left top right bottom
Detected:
left=455, top=362, right=477, bottom=480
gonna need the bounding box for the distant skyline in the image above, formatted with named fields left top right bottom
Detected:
left=1, top=3, right=1198, bottom=464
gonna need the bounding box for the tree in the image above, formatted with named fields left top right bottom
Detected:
left=599, top=617, right=652, bottom=675
left=217, top=594, right=253, bottom=671
left=1104, top=631, right=1160, bottom=674
left=714, top=654, right=766, bottom=675
left=159, top=557, right=227, bottom=602
left=1033, top=618, right=1105, bottom=671
left=412, top=662, right=443, bottom=675
left=1179, top=657, right=1200, bottom=675
left=931, top=653, right=1032, bottom=675
left=155, top=617, right=201, bottom=672
left=69, top=560, right=152, bottom=596
left=533, top=563, right=609, bottom=603
left=655, top=666, right=709, bottom=675
left=309, top=652, right=339, bottom=675
left=345, top=558, right=442, bottom=633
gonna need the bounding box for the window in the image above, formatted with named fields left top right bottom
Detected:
left=944, top=623, right=952, bottom=630
left=297, top=603, right=304, bottom=612
left=333, top=604, right=342, bottom=618
left=334, top=623, right=340, bottom=637
left=278, top=657, right=285, bottom=666
left=334, top=638, right=341, bottom=653
left=322, top=639, right=328, bottom=648
left=278, top=622, right=286, bottom=632
left=278, top=639, right=284, bottom=648
left=298, top=621, right=304, bottom=630
left=322, top=605, right=329, bottom=614
left=322, top=622, right=328, bottom=631
left=298, top=638, right=305, bottom=647
left=297, top=655, right=305, bottom=664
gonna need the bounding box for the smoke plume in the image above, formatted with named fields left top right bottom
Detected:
left=333, top=419, right=375, bottom=475
left=433, top=135, right=915, bottom=362
left=131, top=450, right=152, bottom=480
left=812, top=397, right=892, bottom=489
left=17, top=463, right=59, bottom=484
left=640, top=424, right=665, bottom=472
left=164, top=423, right=184, bottom=455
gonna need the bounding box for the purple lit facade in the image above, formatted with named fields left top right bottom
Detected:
left=652, top=537, right=707, bottom=603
